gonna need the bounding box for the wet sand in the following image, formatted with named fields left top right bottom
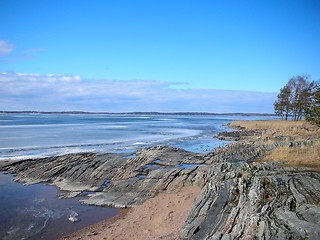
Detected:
left=61, top=186, right=201, bottom=240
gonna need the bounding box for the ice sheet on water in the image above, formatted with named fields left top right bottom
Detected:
left=6, top=226, right=20, bottom=236
left=32, top=198, right=45, bottom=204
left=69, top=210, right=79, bottom=219
left=0, top=114, right=228, bottom=160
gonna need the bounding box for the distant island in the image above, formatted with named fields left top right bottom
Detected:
left=0, top=111, right=275, bottom=116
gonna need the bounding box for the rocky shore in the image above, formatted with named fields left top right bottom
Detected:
left=1, top=121, right=320, bottom=239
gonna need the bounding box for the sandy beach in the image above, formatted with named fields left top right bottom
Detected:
left=62, top=186, right=200, bottom=240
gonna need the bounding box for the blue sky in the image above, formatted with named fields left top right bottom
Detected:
left=1, top=0, right=319, bottom=113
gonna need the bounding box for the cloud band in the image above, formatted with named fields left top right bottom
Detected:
left=0, top=72, right=276, bottom=113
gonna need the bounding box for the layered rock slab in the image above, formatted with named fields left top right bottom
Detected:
left=1, top=130, right=320, bottom=239
left=182, top=162, right=320, bottom=240
left=0, top=146, right=207, bottom=207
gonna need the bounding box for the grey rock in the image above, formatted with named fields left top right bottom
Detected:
left=182, top=162, right=320, bottom=240
left=1, top=130, right=320, bottom=240
left=0, top=146, right=207, bottom=207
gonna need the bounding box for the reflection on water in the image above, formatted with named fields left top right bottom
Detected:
left=0, top=173, right=118, bottom=240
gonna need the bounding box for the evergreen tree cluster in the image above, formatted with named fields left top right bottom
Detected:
left=274, top=75, right=320, bottom=125
left=304, top=84, right=320, bottom=126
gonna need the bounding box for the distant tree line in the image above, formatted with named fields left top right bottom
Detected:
left=274, top=75, right=320, bottom=125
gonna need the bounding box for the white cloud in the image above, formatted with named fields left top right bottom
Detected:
left=0, top=40, right=45, bottom=63
left=0, top=40, right=14, bottom=55
left=0, top=72, right=277, bottom=113
left=22, top=47, right=46, bottom=53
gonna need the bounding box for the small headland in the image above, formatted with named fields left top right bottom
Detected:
left=184, top=119, right=320, bottom=240
left=1, top=120, right=320, bottom=239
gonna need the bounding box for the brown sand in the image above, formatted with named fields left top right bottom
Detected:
left=61, top=186, right=201, bottom=240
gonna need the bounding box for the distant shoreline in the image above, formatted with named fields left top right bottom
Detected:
left=0, top=111, right=275, bottom=116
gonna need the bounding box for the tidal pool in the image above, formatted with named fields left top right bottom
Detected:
left=0, top=173, right=118, bottom=240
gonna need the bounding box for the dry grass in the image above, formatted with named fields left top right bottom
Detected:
left=230, top=120, right=320, bottom=171
left=229, top=119, right=308, bottom=130
left=229, top=120, right=320, bottom=143
left=257, top=141, right=320, bottom=172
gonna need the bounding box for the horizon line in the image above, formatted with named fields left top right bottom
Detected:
left=0, top=110, right=276, bottom=116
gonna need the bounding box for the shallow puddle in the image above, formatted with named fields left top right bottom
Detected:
left=0, top=173, right=118, bottom=240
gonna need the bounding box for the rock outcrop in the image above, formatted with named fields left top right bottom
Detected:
left=207, top=139, right=316, bottom=164
left=182, top=162, right=320, bottom=240
left=214, top=129, right=265, bottom=141
left=0, top=146, right=207, bottom=207
left=1, top=127, right=320, bottom=239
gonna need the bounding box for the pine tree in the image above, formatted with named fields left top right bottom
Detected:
left=274, top=85, right=291, bottom=120
left=305, top=84, right=320, bottom=126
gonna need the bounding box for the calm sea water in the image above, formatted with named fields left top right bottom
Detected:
left=0, top=173, right=118, bottom=240
left=0, top=113, right=275, bottom=239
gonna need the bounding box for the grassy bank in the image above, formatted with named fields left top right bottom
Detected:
left=229, top=120, right=320, bottom=171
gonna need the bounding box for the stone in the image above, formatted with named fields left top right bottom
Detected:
left=1, top=128, right=320, bottom=239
